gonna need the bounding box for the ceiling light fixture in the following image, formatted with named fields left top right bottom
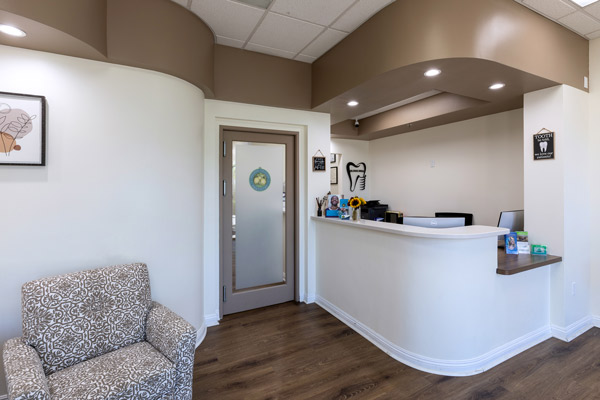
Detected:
left=0, top=24, right=26, bottom=37
left=489, top=83, right=506, bottom=90
left=571, top=0, right=599, bottom=7
left=347, top=100, right=359, bottom=107
left=424, top=69, right=441, bottom=77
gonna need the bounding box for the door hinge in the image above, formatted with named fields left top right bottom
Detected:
left=223, top=180, right=227, bottom=196
left=223, top=141, right=226, bottom=157
left=222, top=285, right=227, bottom=302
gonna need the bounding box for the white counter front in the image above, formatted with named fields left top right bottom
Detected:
left=312, top=216, right=551, bottom=376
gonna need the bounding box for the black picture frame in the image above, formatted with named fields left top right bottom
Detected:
left=533, top=131, right=555, bottom=161
left=0, top=90, right=46, bottom=166
left=312, top=156, right=326, bottom=171
left=330, top=166, right=338, bottom=184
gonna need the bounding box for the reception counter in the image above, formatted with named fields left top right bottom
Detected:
left=312, top=216, right=557, bottom=376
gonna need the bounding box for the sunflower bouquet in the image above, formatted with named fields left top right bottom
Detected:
left=348, top=196, right=366, bottom=220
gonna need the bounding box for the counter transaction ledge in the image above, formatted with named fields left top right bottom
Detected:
left=312, top=216, right=562, bottom=376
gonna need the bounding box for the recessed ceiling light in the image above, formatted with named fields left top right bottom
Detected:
left=424, top=69, right=441, bottom=77
left=489, top=83, right=505, bottom=90
left=347, top=100, right=359, bottom=107
left=0, top=24, right=26, bottom=37
left=572, top=0, right=599, bottom=7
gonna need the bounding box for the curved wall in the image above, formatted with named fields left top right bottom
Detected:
left=0, top=44, right=206, bottom=395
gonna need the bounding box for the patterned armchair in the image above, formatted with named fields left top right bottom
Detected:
left=2, top=263, right=196, bottom=400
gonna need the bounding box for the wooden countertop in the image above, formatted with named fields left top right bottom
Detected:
left=497, top=248, right=562, bottom=275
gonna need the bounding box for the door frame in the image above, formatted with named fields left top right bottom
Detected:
left=218, top=125, right=299, bottom=319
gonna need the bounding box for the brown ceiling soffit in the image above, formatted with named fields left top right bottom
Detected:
left=312, top=0, right=588, bottom=108
left=332, top=93, right=486, bottom=139
left=0, top=0, right=107, bottom=55
left=332, top=96, right=524, bottom=141
left=0, top=0, right=215, bottom=97
left=214, top=45, right=312, bottom=110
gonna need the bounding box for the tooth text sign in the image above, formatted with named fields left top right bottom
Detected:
left=533, top=131, right=554, bottom=160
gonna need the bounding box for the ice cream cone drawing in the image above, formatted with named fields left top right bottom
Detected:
left=0, top=102, right=36, bottom=156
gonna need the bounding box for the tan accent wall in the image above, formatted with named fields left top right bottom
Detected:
left=107, top=0, right=214, bottom=96
left=0, top=0, right=215, bottom=96
left=0, top=0, right=107, bottom=55
left=214, top=45, right=312, bottom=110
left=312, top=0, right=588, bottom=108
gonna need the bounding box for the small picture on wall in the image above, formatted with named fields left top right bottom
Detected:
left=0, top=91, right=46, bottom=166
left=330, top=166, right=338, bottom=184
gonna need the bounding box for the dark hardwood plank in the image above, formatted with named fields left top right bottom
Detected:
left=497, top=248, right=562, bottom=275
left=193, top=302, right=600, bottom=399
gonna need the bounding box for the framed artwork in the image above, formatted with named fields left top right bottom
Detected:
left=330, top=153, right=336, bottom=163
left=325, top=194, right=341, bottom=217
left=330, top=166, right=338, bottom=184
left=0, top=91, right=46, bottom=166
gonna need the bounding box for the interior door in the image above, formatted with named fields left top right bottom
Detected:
left=221, top=128, right=295, bottom=315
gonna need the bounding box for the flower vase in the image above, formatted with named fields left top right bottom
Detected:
left=352, top=208, right=358, bottom=221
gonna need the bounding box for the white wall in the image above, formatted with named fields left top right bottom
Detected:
left=524, top=85, right=590, bottom=332
left=0, top=45, right=205, bottom=396
left=330, top=139, right=370, bottom=199
left=590, top=39, right=600, bottom=319
left=368, top=110, right=524, bottom=226
left=203, top=100, right=330, bottom=323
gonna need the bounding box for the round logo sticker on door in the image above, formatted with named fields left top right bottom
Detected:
left=249, top=168, right=271, bottom=191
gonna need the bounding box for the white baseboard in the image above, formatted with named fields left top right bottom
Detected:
left=304, top=293, right=316, bottom=304
left=195, top=322, right=207, bottom=349
left=551, top=315, right=594, bottom=342
left=593, top=315, right=600, bottom=328
left=204, top=312, right=220, bottom=328
left=316, top=295, right=552, bottom=377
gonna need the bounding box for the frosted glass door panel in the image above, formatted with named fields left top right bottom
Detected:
left=233, top=141, right=285, bottom=291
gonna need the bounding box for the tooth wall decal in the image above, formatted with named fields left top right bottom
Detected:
left=347, top=162, right=367, bottom=192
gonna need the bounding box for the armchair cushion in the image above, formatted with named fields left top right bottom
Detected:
left=21, top=263, right=152, bottom=375
left=2, top=337, right=50, bottom=400
left=47, top=342, right=175, bottom=400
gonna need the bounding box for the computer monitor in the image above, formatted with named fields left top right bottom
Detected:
left=435, top=212, right=473, bottom=226
left=402, top=217, right=465, bottom=228
left=497, top=210, right=524, bottom=244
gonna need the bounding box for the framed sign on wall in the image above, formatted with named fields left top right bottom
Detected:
left=533, top=129, right=555, bottom=161
left=312, top=150, right=326, bottom=171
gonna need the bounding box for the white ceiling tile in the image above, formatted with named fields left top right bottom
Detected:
left=302, top=29, right=348, bottom=58
left=559, top=11, right=600, bottom=34
left=332, top=0, right=393, bottom=33
left=171, top=0, right=190, bottom=9
left=584, top=1, right=600, bottom=19
left=522, top=0, right=576, bottom=19
left=216, top=36, right=245, bottom=48
left=586, top=29, right=600, bottom=39
left=245, top=42, right=296, bottom=59
left=295, top=54, right=317, bottom=63
left=270, top=0, right=354, bottom=26
left=190, top=0, right=265, bottom=41
left=250, top=12, right=324, bottom=53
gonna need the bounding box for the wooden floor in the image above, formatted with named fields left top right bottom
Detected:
left=193, top=302, right=600, bottom=399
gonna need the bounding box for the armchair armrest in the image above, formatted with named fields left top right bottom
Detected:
left=2, top=337, right=50, bottom=400
left=146, top=301, right=196, bottom=400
